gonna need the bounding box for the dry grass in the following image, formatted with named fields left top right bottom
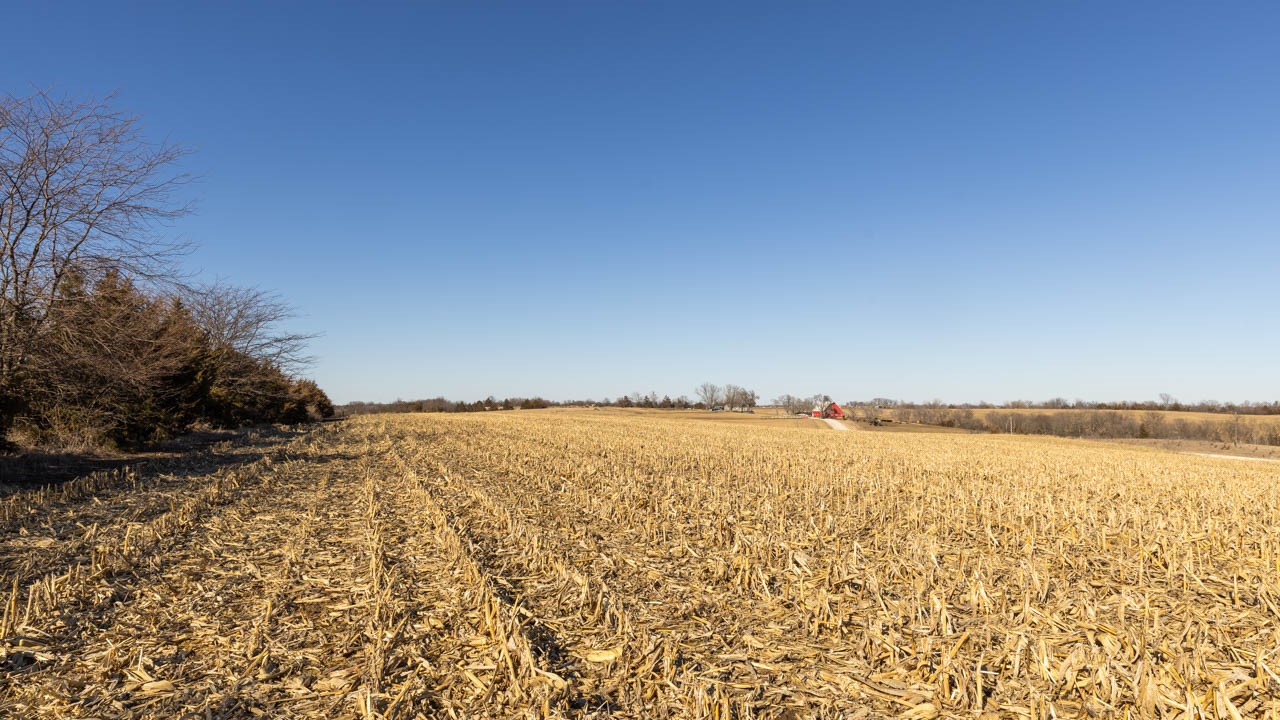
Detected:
left=968, top=407, right=1280, bottom=428
left=1109, top=438, right=1280, bottom=461
left=2, top=411, right=1279, bottom=718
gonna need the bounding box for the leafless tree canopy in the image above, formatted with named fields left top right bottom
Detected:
left=722, top=384, right=757, bottom=411
left=0, top=90, right=191, bottom=293
left=0, top=90, right=191, bottom=423
left=186, top=283, right=315, bottom=376
left=0, top=91, right=330, bottom=449
left=695, top=382, right=723, bottom=409
left=773, top=394, right=810, bottom=415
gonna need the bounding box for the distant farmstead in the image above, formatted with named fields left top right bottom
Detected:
left=812, top=402, right=844, bottom=419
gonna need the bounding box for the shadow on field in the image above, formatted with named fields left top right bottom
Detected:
left=0, top=425, right=313, bottom=491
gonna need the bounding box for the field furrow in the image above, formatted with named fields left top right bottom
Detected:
left=399, top=453, right=675, bottom=716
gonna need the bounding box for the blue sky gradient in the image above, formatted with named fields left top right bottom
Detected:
left=5, top=2, right=1277, bottom=403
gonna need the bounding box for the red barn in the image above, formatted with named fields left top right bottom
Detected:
left=811, top=402, right=844, bottom=419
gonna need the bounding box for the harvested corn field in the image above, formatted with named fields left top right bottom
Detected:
left=3, top=410, right=1280, bottom=719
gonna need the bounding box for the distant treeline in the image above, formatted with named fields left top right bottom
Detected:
left=862, top=397, right=1280, bottom=416
left=846, top=398, right=1280, bottom=446
left=339, top=397, right=553, bottom=415
left=338, top=392, right=708, bottom=417
left=798, top=396, right=1280, bottom=446
left=890, top=407, right=1280, bottom=446
left=1, top=90, right=332, bottom=452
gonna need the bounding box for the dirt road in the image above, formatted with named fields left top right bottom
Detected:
left=821, top=418, right=849, bottom=431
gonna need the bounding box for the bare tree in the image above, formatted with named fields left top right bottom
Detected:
left=0, top=90, right=191, bottom=435
left=185, top=282, right=315, bottom=376
left=1139, top=410, right=1165, bottom=439
left=920, top=398, right=946, bottom=425
left=169, top=281, right=322, bottom=428
left=773, top=394, right=809, bottom=414
left=723, top=384, right=743, bottom=411
left=696, top=382, right=722, bottom=409
left=725, top=386, right=758, bottom=411
left=857, top=401, right=879, bottom=422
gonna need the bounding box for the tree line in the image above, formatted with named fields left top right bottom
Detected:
left=338, top=386, right=772, bottom=417
left=1, top=90, right=331, bottom=451
left=339, top=396, right=553, bottom=416
left=865, top=396, right=1280, bottom=416
left=695, top=383, right=759, bottom=411
left=885, top=407, right=1280, bottom=446
left=339, top=393, right=695, bottom=416
left=830, top=400, right=1280, bottom=447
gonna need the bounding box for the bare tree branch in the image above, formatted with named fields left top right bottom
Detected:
left=0, top=89, right=192, bottom=432
left=184, top=282, right=316, bottom=376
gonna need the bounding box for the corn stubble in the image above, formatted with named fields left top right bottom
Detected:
left=2, top=412, right=1278, bottom=718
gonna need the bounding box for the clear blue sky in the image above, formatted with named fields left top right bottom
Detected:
left=6, top=2, right=1277, bottom=404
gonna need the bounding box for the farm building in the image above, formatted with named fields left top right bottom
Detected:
left=811, top=402, right=844, bottom=419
